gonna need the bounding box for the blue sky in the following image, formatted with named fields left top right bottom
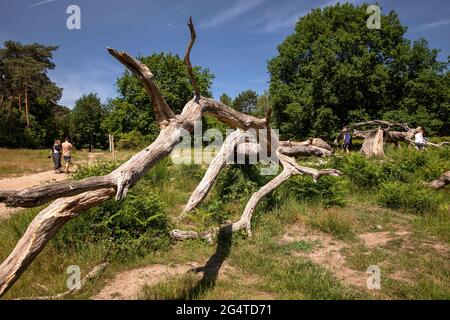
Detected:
left=1, top=0, right=449, bottom=107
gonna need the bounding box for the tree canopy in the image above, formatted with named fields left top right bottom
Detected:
left=71, top=93, right=106, bottom=151
left=0, top=41, right=64, bottom=147
left=268, top=3, right=449, bottom=140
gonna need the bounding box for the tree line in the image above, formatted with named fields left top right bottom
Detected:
left=0, top=3, right=448, bottom=150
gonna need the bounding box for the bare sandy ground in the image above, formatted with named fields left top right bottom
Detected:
left=0, top=170, right=67, bottom=219
left=0, top=152, right=102, bottom=219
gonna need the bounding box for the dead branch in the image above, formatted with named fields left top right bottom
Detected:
left=0, top=188, right=115, bottom=296
left=107, top=48, right=174, bottom=123
left=173, top=151, right=341, bottom=240
left=184, top=16, right=200, bottom=100
left=427, top=171, right=450, bottom=189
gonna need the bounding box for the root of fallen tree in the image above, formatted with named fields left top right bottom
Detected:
left=0, top=17, right=340, bottom=297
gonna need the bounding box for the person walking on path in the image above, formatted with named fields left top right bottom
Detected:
left=49, top=140, right=62, bottom=174
left=62, top=137, right=73, bottom=174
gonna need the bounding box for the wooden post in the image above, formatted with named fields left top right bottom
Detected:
left=111, top=134, right=115, bottom=162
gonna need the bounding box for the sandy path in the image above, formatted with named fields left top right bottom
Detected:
left=0, top=152, right=103, bottom=219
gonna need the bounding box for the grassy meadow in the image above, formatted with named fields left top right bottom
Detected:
left=0, top=144, right=449, bottom=300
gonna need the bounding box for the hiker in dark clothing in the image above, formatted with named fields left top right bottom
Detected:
left=343, top=129, right=352, bottom=154
left=49, top=140, right=62, bottom=173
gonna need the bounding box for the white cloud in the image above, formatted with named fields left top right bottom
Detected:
left=28, top=0, right=55, bottom=9
left=49, top=60, right=122, bottom=108
left=421, top=19, right=450, bottom=30
left=202, top=0, right=266, bottom=27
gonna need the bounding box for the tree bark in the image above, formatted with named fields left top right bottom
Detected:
left=427, top=171, right=450, bottom=189
left=360, top=128, right=384, bottom=157
left=0, top=188, right=116, bottom=297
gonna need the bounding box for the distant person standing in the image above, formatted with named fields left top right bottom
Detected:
left=414, top=128, right=426, bottom=150
left=49, top=140, right=62, bottom=174
left=62, top=137, right=73, bottom=174
left=343, top=128, right=352, bottom=154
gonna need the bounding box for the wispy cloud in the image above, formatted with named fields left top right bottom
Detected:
left=28, top=0, right=55, bottom=9
left=201, top=0, right=266, bottom=27
left=261, top=12, right=303, bottom=32
left=49, top=59, right=122, bottom=108
left=421, top=19, right=450, bottom=30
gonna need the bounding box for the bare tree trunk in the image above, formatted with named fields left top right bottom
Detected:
left=25, top=83, right=29, bottom=128
left=18, top=92, right=22, bottom=113
left=361, top=128, right=384, bottom=157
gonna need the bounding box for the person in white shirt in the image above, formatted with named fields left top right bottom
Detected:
left=414, top=128, right=426, bottom=150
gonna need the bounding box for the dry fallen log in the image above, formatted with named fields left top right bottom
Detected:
left=427, top=171, right=450, bottom=189
left=0, top=17, right=341, bottom=297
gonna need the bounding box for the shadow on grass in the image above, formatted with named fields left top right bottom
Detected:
left=187, top=224, right=233, bottom=298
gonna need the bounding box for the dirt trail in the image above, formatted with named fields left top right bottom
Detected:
left=0, top=152, right=103, bottom=219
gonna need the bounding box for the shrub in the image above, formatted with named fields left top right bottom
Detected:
left=216, top=164, right=267, bottom=202
left=331, top=153, right=384, bottom=188
left=116, top=130, right=148, bottom=149
left=286, top=175, right=347, bottom=207
left=378, top=181, right=442, bottom=214
left=55, top=160, right=171, bottom=259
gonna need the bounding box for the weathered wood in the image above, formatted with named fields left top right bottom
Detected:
left=184, top=17, right=200, bottom=100
left=360, top=128, right=385, bottom=157
left=427, top=171, right=450, bottom=189
left=174, top=151, right=341, bottom=239
left=3, top=176, right=114, bottom=207
left=107, top=48, right=175, bottom=123
left=0, top=188, right=115, bottom=296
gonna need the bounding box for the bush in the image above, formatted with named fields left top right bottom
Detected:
left=331, top=153, right=384, bottom=188
left=116, top=130, right=148, bottom=149
left=216, top=164, right=267, bottom=202
left=378, top=181, right=442, bottom=214
left=55, top=160, right=171, bottom=259
left=286, top=175, right=347, bottom=207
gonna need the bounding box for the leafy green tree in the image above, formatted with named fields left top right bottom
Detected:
left=268, top=3, right=449, bottom=140
left=219, top=93, right=233, bottom=106
left=71, top=93, right=106, bottom=151
left=254, top=91, right=271, bottom=117
left=233, top=90, right=258, bottom=113
left=0, top=41, right=62, bottom=147
left=102, top=53, right=214, bottom=145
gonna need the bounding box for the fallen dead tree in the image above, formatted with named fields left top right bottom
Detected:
left=427, top=171, right=450, bottom=189
left=0, top=18, right=341, bottom=297
left=335, top=121, right=449, bottom=157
